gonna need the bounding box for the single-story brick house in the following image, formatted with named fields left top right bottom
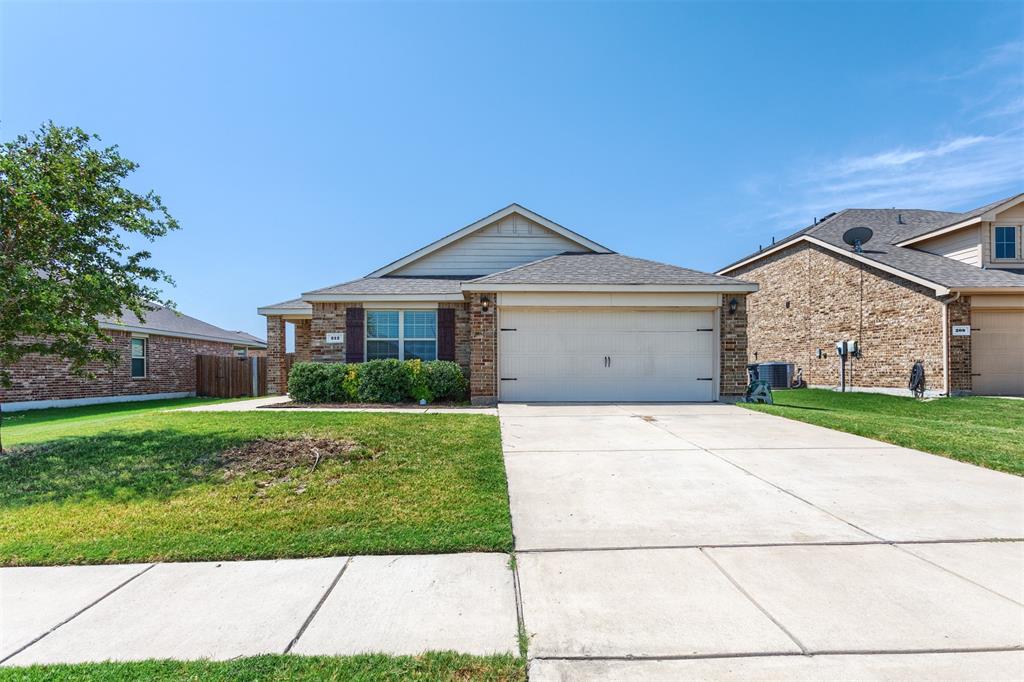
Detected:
left=259, top=204, right=757, bottom=404
left=717, top=193, right=1024, bottom=397
left=1, top=305, right=266, bottom=411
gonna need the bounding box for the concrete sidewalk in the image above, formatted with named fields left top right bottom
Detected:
left=175, top=395, right=497, bottom=415
left=1, top=553, right=518, bottom=666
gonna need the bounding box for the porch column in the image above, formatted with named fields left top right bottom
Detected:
left=266, top=315, right=287, bottom=395
left=294, top=318, right=312, bottom=363
left=469, top=292, right=497, bottom=405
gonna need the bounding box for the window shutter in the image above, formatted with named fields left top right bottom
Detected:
left=345, top=307, right=365, bottom=363
left=437, top=308, right=456, bottom=361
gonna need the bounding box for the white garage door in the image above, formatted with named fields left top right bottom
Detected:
left=499, top=309, right=717, bottom=402
left=972, top=310, right=1024, bottom=396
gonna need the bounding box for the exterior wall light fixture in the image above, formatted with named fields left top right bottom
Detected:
left=728, top=298, right=738, bottom=315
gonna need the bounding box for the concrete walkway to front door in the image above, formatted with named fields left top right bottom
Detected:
left=500, top=403, right=1024, bottom=681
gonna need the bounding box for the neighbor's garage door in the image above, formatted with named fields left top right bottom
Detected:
left=499, top=309, right=717, bottom=402
left=972, top=310, right=1024, bottom=396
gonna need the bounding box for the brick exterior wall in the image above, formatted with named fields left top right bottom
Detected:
left=948, top=296, right=972, bottom=394
left=730, top=242, right=953, bottom=394
left=266, top=315, right=287, bottom=395
left=310, top=302, right=358, bottom=363
left=719, top=294, right=749, bottom=397
left=439, top=301, right=472, bottom=372
left=1, top=331, right=236, bottom=405
left=468, top=293, right=497, bottom=404
left=293, top=318, right=312, bottom=362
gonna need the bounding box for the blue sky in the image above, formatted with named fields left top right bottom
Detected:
left=2, top=1, right=1022, bottom=343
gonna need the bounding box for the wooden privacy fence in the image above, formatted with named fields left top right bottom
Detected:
left=196, top=355, right=267, bottom=398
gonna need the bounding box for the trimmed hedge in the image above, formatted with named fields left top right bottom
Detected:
left=287, top=359, right=469, bottom=404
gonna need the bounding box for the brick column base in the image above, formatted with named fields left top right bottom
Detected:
left=469, top=293, right=497, bottom=405
left=266, top=315, right=287, bottom=395
left=720, top=294, right=749, bottom=398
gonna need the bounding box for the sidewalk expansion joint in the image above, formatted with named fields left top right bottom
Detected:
left=893, top=543, right=1024, bottom=606
left=699, top=547, right=808, bottom=654
left=284, top=556, right=352, bottom=654
left=0, top=562, right=156, bottom=665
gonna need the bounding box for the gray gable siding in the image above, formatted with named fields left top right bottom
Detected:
left=389, top=213, right=594, bottom=277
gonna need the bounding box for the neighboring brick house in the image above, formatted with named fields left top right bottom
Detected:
left=718, top=193, right=1024, bottom=397
left=259, top=204, right=756, bottom=404
left=1, top=305, right=266, bottom=411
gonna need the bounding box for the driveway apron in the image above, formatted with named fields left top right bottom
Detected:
left=501, top=403, right=1024, bottom=679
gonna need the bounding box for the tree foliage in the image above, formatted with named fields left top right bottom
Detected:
left=0, top=122, right=178, bottom=387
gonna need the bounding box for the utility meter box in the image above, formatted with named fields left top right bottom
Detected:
left=835, top=340, right=848, bottom=357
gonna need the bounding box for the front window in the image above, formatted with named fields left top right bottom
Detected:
left=994, top=226, right=1017, bottom=260
left=131, top=337, right=147, bottom=378
left=366, top=310, right=437, bottom=361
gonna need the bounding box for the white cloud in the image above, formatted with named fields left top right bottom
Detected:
left=754, top=129, right=1023, bottom=234
left=936, top=40, right=1024, bottom=81
left=834, top=136, right=991, bottom=174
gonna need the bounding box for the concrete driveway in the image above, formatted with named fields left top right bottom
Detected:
left=500, top=403, right=1024, bottom=680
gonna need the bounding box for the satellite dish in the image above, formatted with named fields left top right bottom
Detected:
left=842, top=226, right=873, bottom=253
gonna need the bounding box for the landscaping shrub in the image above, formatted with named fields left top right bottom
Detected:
left=406, top=359, right=432, bottom=403
left=341, top=364, right=360, bottom=402
left=423, top=361, right=468, bottom=401
left=287, top=362, right=349, bottom=403
left=357, top=359, right=411, bottom=403
left=287, top=359, right=468, bottom=404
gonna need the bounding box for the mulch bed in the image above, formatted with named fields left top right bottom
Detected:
left=261, top=401, right=477, bottom=410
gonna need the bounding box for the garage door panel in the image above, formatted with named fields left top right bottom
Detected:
left=499, top=309, right=717, bottom=402
left=972, top=311, right=1024, bottom=396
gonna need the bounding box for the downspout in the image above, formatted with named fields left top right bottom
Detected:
left=940, top=292, right=961, bottom=397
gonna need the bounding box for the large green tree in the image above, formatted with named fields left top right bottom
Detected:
left=0, top=122, right=179, bottom=389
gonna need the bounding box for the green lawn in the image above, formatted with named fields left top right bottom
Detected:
left=0, top=400, right=513, bottom=566
left=0, top=653, right=525, bottom=682
left=740, top=389, right=1024, bottom=475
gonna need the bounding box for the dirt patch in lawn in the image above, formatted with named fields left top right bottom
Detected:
left=218, top=436, right=369, bottom=479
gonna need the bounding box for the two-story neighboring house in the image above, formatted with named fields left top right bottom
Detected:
left=717, top=193, right=1024, bottom=397
left=258, top=204, right=757, bottom=404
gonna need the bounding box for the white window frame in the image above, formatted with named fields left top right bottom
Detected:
left=993, top=225, right=1021, bottom=261
left=365, top=310, right=438, bottom=361
left=130, top=335, right=147, bottom=379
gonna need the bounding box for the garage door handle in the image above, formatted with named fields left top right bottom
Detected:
left=500, top=328, right=517, bottom=331
left=500, top=377, right=517, bottom=381
left=697, top=328, right=713, bottom=332
left=697, top=377, right=713, bottom=381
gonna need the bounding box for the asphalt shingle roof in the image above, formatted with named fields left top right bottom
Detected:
left=260, top=297, right=312, bottom=311
left=722, top=202, right=1024, bottom=291
left=471, top=253, right=751, bottom=286
left=99, top=305, right=266, bottom=347
left=304, top=277, right=467, bottom=296
left=897, top=193, right=1024, bottom=242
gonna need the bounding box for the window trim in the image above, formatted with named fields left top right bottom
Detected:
left=364, top=309, right=437, bottom=361
left=130, top=336, right=147, bottom=379
left=993, top=225, right=1020, bottom=261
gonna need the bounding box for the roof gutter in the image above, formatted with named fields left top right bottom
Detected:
left=947, top=287, right=1024, bottom=295
left=300, top=293, right=466, bottom=302
left=460, top=282, right=759, bottom=293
